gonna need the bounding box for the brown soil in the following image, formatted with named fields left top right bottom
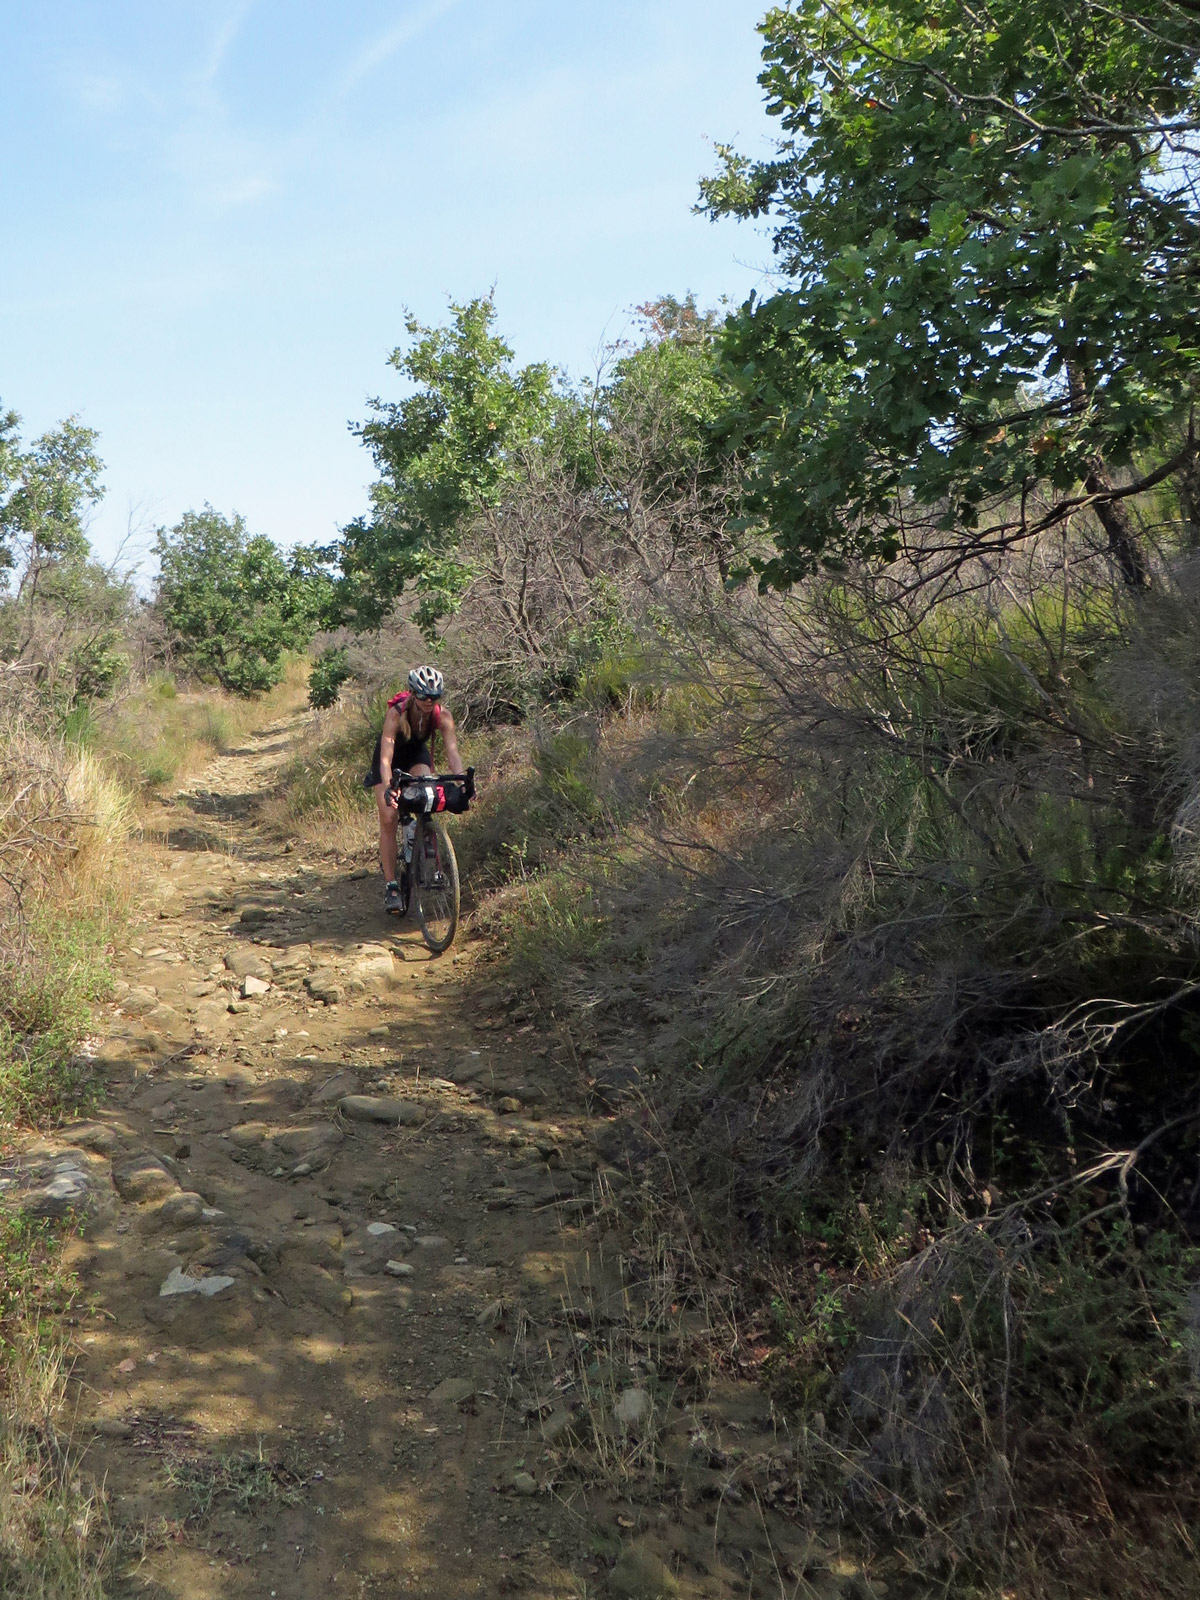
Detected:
left=45, top=710, right=877, bottom=1600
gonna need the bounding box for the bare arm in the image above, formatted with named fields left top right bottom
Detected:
left=439, top=709, right=465, bottom=775
left=379, top=705, right=403, bottom=798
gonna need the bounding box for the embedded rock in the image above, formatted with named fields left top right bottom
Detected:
left=121, top=987, right=159, bottom=1018
left=609, top=1545, right=678, bottom=1599
left=613, top=1388, right=651, bottom=1431
left=113, top=1155, right=179, bottom=1204
left=338, top=1095, right=426, bottom=1126
left=238, top=903, right=282, bottom=926
left=158, top=1191, right=205, bottom=1227
left=429, top=1377, right=474, bottom=1404
left=305, top=969, right=345, bottom=1005
left=311, top=1071, right=358, bottom=1105
left=23, top=1161, right=101, bottom=1219
left=272, top=1123, right=343, bottom=1158
left=228, top=1122, right=270, bottom=1148
left=61, top=1122, right=118, bottom=1155
left=224, top=948, right=273, bottom=981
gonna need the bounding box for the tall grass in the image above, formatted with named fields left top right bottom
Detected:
left=0, top=718, right=136, bottom=1596
left=258, top=696, right=377, bottom=853
left=74, top=655, right=309, bottom=791
left=0, top=1221, right=112, bottom=1599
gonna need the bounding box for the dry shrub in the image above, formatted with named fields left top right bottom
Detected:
left=0, top=723, right=131, bottom=1595
left=0, top=725, right=74, bottom=950
left=466, top=532, right=1200, bottom=1594
left=0, top=723, right=133, bottom=954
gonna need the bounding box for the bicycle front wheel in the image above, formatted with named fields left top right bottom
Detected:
left=414, top=816, right=460, bottom=954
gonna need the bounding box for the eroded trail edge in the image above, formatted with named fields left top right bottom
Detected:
left=17, top=712, right=866, bottom=1600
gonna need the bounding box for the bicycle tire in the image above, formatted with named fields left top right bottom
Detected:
left=414, top=815, right=459, bottom=953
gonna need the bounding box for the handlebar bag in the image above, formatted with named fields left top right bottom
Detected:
left=397, top=768, right=474, bottom=815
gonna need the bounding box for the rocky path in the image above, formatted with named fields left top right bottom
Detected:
left=7, top=711, right=882, bottom=1600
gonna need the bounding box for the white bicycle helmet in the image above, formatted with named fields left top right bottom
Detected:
left=408, top=664, right=444, bottom=699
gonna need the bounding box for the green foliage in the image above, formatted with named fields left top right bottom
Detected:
left=155, top=506, right=328, bottom=695
left=702, top=1, right=1200, bottom=585
left=336, top=296, right=574, bottom=633
left=0, top=408, right=131, bottom=712
left=0, top=1215, right=75, bottom=1347
left=163, top=1445, right=305, bottom=1523
left=0, top=409, right=103, bottom=576
left=0, top=911, right=113, bottom=1129
left=605, top=296, right=730, bottom=495
left=307, top=644, right=351, bottom=709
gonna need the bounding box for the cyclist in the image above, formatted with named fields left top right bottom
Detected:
left=365, top=665, right=465, bottom=913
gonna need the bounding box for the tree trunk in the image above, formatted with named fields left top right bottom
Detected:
left=1176, top=443, right=1200, bottom=549
left=1085, top=465, right=1150, bottom=589
left=1066, top=356, right=1151, bottom=588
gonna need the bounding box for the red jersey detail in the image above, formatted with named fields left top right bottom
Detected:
left=388, top=690, right=442, bottom=743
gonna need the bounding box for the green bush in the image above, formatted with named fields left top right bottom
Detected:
left=155, top=507, right=329, bottom=695
left=308, top=645, right=351, bottom=709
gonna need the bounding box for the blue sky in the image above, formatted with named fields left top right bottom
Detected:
left=2, top=1, right=776, bottom=569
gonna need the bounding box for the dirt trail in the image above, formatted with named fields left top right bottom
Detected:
left=38, top=711, right=870, bottom=1600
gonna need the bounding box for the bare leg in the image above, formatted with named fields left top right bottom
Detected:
left=377, top=765, right=434, bottom=882
left=375, top=784, right=399, bottom=882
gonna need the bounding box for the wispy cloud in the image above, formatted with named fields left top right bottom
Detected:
left=197, top=0, right=257, bottom=88
left=327, top=0, right=463, bottom=104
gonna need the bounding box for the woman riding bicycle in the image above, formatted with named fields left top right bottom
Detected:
left=365, top=665, right=465, bottom=913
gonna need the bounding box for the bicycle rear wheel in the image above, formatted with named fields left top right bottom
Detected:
left=414, top=815, right=460, bottom=953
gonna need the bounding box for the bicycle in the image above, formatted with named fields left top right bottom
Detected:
left=387, top=769, right=474, bottom=954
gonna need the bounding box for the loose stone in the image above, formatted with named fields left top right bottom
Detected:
left=613, top=1388, right=651, bottom=1430
left=159, top=1266, right=236, bottom=1298
left=428, top=1376, right=474, bottom=1403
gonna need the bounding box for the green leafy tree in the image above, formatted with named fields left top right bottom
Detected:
left=155, top=508, right=329, bottom=695
left=335, top=296, right=572, bottom=632
left=701, top=1, right=1200, bottom=589
left=0, top=408, right=130, bottom=710
left=602, top=295, right=733, bottom=521
left=0, top=410, right=104, bottom=582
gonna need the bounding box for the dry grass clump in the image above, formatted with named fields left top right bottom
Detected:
left=0, top=718, right=133, bottom=970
